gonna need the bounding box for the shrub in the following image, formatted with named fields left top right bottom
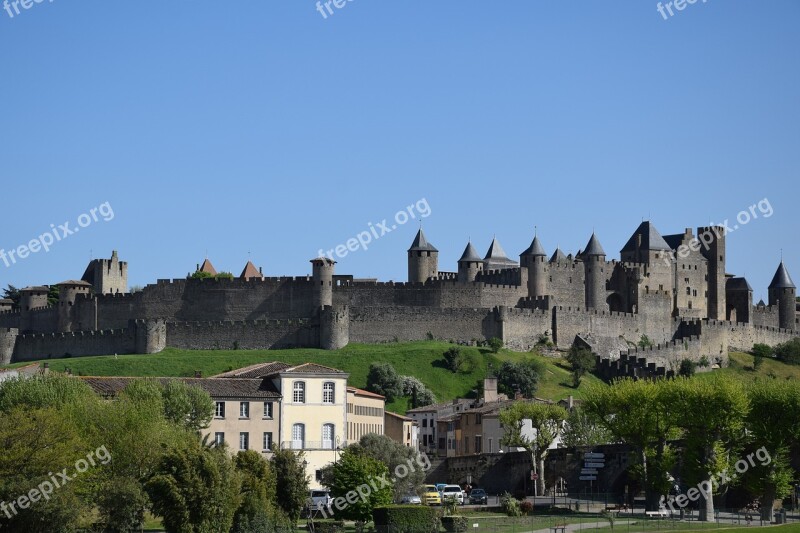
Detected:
left=638, top=335, right=653, bottom=349
left=488, top=337, right=504, bottom=353
left=315, top=521, right=346, bottom=533
left=678, top=359, right=696, bottom=377
left=500, top=492, right=522, bottom=517
left=442, top=515, right=469, bottom=532
left=775, top=338, right=800, bottom=365
left=753, top=355, right=765, bottom=371
left=520, top=500, right=534, bottom=515
left=443, top=347, right=464, bottom=373
left=751, top=343, right=773, bottom=359
left=698, top=355, right=710, bottom=368
left=566, top=345, right=595, bottom=387
left=372, top=505, right=439, bottom=533
left=366, top=363, right=403, bottom=402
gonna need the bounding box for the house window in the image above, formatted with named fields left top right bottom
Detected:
left=488, top=438, right=493, bottom=453
left=292, top=423, right=305, bottom=449
left=323, top=382, right=335, bottom=404
left=322, top=423, right=334, bottom=449
left=215, top=402, right=225, bottom=418
left=239, top=432, right=249, bottom=451
left=475, top=436, right=482, bottom=454
left=240, top=402, right=250, bottom=418
left=475, top=414, right=482, bottom=424
left=422, top=419, right=428, bottom=428
left=293, top=382, right=306, bottom=403
left=214, top=432, right=224, bottom=446
left=264, top=401, right=273, bottom=419
left=263, top=432, right=273, bottom=451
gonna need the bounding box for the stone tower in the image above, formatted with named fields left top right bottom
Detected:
left=19, top=286, right=49, bottom=332
left=520, top=235, right=548, bottom=299
left=81, top=250, right=128, bottom=294
left=57, top=280, right=92, bottom=332
left=583, top=233, right=607, bottom=310
left=768, top=261, right=796, bottom=330
left=457, top=241, right=483, bottom=283
left=0, top=328, right=18, bottom=365
left=311, top=257, right=336, bottom=309
left=698, top=226, right=726, bottom=320
left=407, top=229, right=438, bottom=284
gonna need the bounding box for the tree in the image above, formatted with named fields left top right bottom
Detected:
left=47, top=285, right=60, bottom=307
left=566, top=345, right=595, bottom=387
left=499, top=402, right=567, bottom=496
left=401, top=376, right=436, bottom=408
left=366, top=363, right=403, bottom=402
left=561, top=407, right=613, bottom=448
left=145, top=443, right=241, bottom=533
left=667, top=375, right=749, bottom=521
left=495, top=360, right=541, bottom=398
left=443, top=347, right=464, bottom=373
left=270, top=448, right=309, bottom=523
left=0, top=373, right=97, bottom=412
left=232, top=451, right=287, bottom=533
left=162, top=380, right=215, bottom=432
left=354, top=434, right=427, bottom=501
left=325, top=447, right=393, bottom=530
left=774, top=338, right=800, bottom=365
left=743, top=380, right=800, bottom=522
left=751, top=343, right=773, bottom=359
left=638, top=335, right=653, bottom=349
left=96, top=477, right=149, bottom=533
left=678, top=359, right=697, bottom=377
left=583, top=379, right=680, bottom=511
left=1, top=284, right=20, bottom=308
left=487, top=337, right=503, bottom=353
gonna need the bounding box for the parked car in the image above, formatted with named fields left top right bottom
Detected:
left=400, top=493, right=422, bottom=504
left=469, top=488, right=488, bottom=505
left=307, top=489, right=332, bottom=511
left=422, top=485, right=441, bottom=505
left=435, top=483, right=447, bottom=493
left=441, top=484, right=465, bottom=505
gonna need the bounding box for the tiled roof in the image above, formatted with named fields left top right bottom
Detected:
left=406, top=399, right=473, bottom=414
left=347, top=386, right=385, bottom=399
left=213, top=361, right=347, bottom=379
left=80, top=376, right=280, bottom=399
left=458, top=242, right=482, bottom=262
left=408, top=229, right=438, bottom=252
left=385, top=411, right=413, bottom=421
left=199, top=259, right=218, bottom=275
left=283, top=363, right=347, bottom=375
left=769, top=262, right=796, bottom=289
left=20, top=286, right=49, bottom=292
left=520, top=236, right=547, bottom=257
left=621, top=222, right=672, bottom=254
left=56, top=280, right=92, bottom=287
left=239, top=261, right=263, bottom=280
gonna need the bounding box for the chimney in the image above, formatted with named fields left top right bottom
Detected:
left=194, top=370, right=202, bottom=378
left=259, top=267, right=263, bottom=274
left=41, top=362, right=50, bottom=375
left=483, top=376, right=498, bottom=403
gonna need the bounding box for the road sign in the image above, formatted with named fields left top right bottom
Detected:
left=579, top=476, right=597, bottom=481
left=584, top=462, right=605, bottom=468
left=581, top=469, right=598, bottom=475
left=584, top=452, right=605, bottom=459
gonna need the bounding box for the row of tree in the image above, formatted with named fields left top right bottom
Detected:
left=500, top=375, right=800, bottom=522
left=0, top=374, right=310, bottom=532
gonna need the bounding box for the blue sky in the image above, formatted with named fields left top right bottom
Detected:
left=1, top=1, right=798, bottom=301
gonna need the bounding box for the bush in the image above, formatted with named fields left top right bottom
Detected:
left=500, top=492, right=522, bottom=517
left=372, top=505, right=439, bottom=533
left=443, top=347, right=464, bottom=373
left=487, top=337, right=504, bottom=353
left=366, top=363, right=403, bottom=402
left=698, top=355, right=710, bottom=368
left=496, top=360, right=542, bottom=398
left=775, top=338, right=800, bottom=365
left=520, top=500, right=534, bottom=515
left=315, top=521, right=346, bottom=533
left=678, top=359, right=696, bottom=377
left=441, top=515, right=469, bottom=532
left=753, top=355, right=765, bottom=371
left=566, top=345, right=596, bottom=387
left=751, top=343, right=773, bottom=359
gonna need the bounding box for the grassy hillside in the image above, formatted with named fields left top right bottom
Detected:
left=5, top=341, right=603, bottom=413
left=701, top=351, right=800, bottom=381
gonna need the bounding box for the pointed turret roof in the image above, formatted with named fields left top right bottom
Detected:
left=408, top=229, right=438, bottom=252
left=240, top=261, right=263, bottom=280
left=199, top=258, right=217, bottom=276
left=484, top=237, right=509, bottom=261
left=549, top=248, right=567, bottom=263
left=769, top=262, right=796, bottom=289
left=521, top=235, right=547, bottom=257
left=458, top=242, right=482, bottom=262
left=621, top=221, right=672, bottom=253
left=583, top=233, right=606, bottom=256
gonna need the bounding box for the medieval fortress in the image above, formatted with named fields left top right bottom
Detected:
left=0, top=222, right=796, bottom=378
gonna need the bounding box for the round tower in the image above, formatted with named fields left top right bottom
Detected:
left=768, top=261, right=796, bottom=330
left=407, top=229, right=438, bottom=284
left=19, top=286, right=50, bottom=332
left=320, top=305, right=350, bottom=350
left=0, top=328, right=19, bottom=365
left=520, top=235, right=548, bottom=299
left=457, top=241, right=483, bottom=283
left=582, top=233, right=608, bottom=310
left=311, top=257, right=336, bottom=309
left=56, top=280, right=92, bottom=332
left=134, top=318, right=167, bottom=354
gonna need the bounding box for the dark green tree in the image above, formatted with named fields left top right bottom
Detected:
left=325, top=447, right=393, bottom=530
left=495, top=360, right=542, bottom=398
left=566, top=345, right=596, bottom=387
left=366, top=363, right=403, bottom=402
left=270, top=448, right=309, bottom=524
left=442, top=347, right=464, bottom=373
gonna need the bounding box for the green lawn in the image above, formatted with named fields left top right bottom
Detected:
left=4, top=341, right=603, bottom=413
left=706, top=351, right=800, bottom=381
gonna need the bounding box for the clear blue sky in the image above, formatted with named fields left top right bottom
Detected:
left=1, top=1, right=798, bottom=301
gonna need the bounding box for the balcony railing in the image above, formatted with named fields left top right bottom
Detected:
left=280, top=441, right=336, bottom=450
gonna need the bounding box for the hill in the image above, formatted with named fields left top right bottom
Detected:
left=4, top=341, right=604, bottom=413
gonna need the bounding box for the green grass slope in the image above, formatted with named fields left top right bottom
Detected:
left=6, top=341, right=603, bottom=413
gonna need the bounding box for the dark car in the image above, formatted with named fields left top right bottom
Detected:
left=469, top=488, right=488, bottom=505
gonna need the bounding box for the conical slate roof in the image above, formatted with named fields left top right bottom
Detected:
left=408, top=229, right=438, bottom=252
left=621, top=222, right=672, bottom=253
left=240, top=261, right=263, bottom=280
left=484, top=237, right=509, bottom=261
left=458, top=242, right=482, bottom=262
left=583, top=233, right=606, bottom=256
left=521, top=235, right=547, bottom=257
left=769, top=262, right=796, bottom=289
left=549, top=248, right=567, bottom=263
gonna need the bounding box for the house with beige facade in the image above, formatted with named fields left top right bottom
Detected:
left=384, top=410, right=418, bottom=448
left=346, top=386, right=386, bottom=445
